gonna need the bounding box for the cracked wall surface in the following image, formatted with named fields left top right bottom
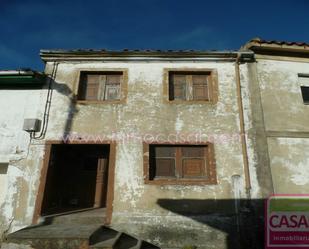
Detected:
left=255, top=58, right=309, bottom=195
left=0, top=60, right=267, bottom=248
left=0, top=87, right=46, bottom=236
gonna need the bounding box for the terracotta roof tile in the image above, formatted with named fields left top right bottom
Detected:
left=249, top=37, right=309, bottom=47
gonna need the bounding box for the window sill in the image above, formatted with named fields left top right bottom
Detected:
left=75, top=99, right=126, bottom=105
left=164, top=99, right=215, bottom=104
left=144, top=178, right=217, bottom=185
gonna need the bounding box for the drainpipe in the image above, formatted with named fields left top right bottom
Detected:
left=32, top=62, right=58, bottom=139
left=235, top=53, right=251, bottom=199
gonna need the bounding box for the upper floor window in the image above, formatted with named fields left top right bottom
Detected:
left=165, top=69, right=218, bottom=103
left=78, top=72, right=123, bottom=101
left=298, top=74, right=309, bottom=105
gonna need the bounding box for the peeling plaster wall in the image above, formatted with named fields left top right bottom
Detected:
left=239, top=62, right=275, bottom=199
left=1, top=57, right=306, bottom=247
left=41, top=60, right=257, bottom=248
left=0, top=60, right=265, bottom=248
left=257, top=60, right=309, bottom=132
left=0, top=88, right=46, bottom=235
left=268, top=137, right=309, bottom=193
left=256, top=58, right=309, bottom=195
left=238, top=63, right=263, bottom=199
left=43, top=61, right=248, bottom=196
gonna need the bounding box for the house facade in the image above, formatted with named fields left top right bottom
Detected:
left=0, top=39, right=308, bottom=248
left=244, top=38, right=309, bottom=196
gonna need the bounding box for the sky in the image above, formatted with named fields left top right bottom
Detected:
left=1, top=0, right=309, bottom=71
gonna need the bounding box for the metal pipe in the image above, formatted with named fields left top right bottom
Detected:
left=32, top=62, right=58, bottom=140
left=235, top=53, right=252, bottom=199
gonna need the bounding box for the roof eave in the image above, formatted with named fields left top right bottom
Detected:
left=0, top=70, right=46, bottom=86
left=40, top=50, right=254, bottom=62
left=244, top=41, right=309, bottom=56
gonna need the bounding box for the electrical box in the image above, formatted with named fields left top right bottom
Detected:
left=23, top=119, right=41, bottom=132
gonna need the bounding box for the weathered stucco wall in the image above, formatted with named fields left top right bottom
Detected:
left=257, top=59, right=309, bottom=132
left=256, top=58, right=309, bottom=195
left=1, top=54, right=308, bottom=248
left=0, top=88, right=46, bottom=235
left=0, top=59, right=264, bottom=248
left=239, top=62, right=272, bottom=199
left=268, top=137, right=309, bottom=194
left=41, top=60, right=258, bottom=248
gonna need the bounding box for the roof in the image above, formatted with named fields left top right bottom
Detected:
left=0, top=69, right=46, bottom=86
left=248, top=37, right=309, bottom=47
left=0, top=69, right=41, bottom=76
left=243, top=37, right=309, bottom=55
left=40, top=49, right=254, bottom=62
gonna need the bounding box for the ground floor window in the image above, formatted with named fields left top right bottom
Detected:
left=143, top=143, right=216, bottom=185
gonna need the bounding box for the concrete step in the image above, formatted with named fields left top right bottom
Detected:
left=114, top=234, right=140, bottom=249
left=129, top=239, right=142, bottom=249
left=139, top=241, right=160, bottom=249
left=3, top=224, right=101, bottom=249
left=90, top=226, right=119, bottom=244
left=41, top=208, right=106, bottom=225
left=90, top=231, right=122, bottom=249
left=1, top=214, right=158, bottom=249
left=90, top=232, right=138, bottom=249
left=89, top=227, right=160, bottom=249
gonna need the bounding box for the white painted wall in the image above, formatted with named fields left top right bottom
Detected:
left=40, top=60, right=250, bottom=247
left=257, top=59, right=309, bottom=132
left=257, top=59, right=309, bottom=194
left=0, top=86, right=45, bottom=232
left=0, top=163, right=8, bottom=204
left=0, top=59, right=267, bottom=248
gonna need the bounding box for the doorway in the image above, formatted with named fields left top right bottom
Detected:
left=40, top=144, right=110, bottom=216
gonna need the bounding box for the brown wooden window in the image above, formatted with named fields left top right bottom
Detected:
left=78, top=72, right=123, bottom=101
left=144, top=144, right=217, bottom=185
left=169, top=72, right=211, bottom=101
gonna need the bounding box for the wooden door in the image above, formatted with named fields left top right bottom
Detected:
left=94, top=158, right=107, bottom=208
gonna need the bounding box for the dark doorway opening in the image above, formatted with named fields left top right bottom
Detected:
left=41, top=144, right=110, bottom=216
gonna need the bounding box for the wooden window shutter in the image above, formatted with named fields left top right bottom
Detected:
left=97, top=75, right=106, bottom=101
left=153, top=146, right=176, bottom=178
left=155, top=146, right=176, bottom=157
left=168, top=72, right=211, bottom=101
left=105, top=74, right=121, bottom=100
left=85, top=75, right=100, bottom=100
left=171, top=74, right=186, bottom=100
left=147, top=144, right=215, bottom=183
left=192, top=75, right=209, bottom=100
left=181, top=146, right=205, bottom=157
left=181, top=146, right=206, bottom=178
left=155, top=159, right=176, bottom=177
left=182, top=159, right=205, bottom=178
left=78, top=72, right=123, bottom=101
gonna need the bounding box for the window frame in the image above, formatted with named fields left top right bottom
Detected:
left=298, top=74, right=309, bottom=105
left=143, top=142, right=217, bottom=185
left=75, top=69, right=128, bottom=104
left=300, top=86, right=309, bottom=105
left=163, top=68, right=218, bottom=104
